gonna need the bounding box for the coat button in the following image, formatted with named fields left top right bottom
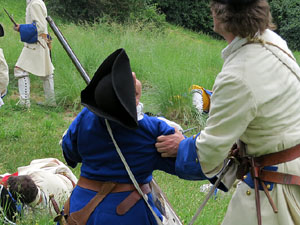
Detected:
left=243, top=175, right=247, bottom=180
left=246, top=190, right=251, bottom=196
left=267, top=184, right=271, bottom=190
left=195, top=158, right=198, bottom=163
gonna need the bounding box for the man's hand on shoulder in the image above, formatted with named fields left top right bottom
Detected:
left=156, top=128, right=185, bottom=157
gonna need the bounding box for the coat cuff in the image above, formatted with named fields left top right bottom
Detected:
left=175, top=134, right=233, bottom=192
left=175, top=134, right=207, bottom=180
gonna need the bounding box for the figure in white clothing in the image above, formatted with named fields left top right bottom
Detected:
left=156, top=1, right=300, bottom=225
left=0, top=158, right=77, bottom=223
left=13, top=0, right=56, bottom=107
left=0, top=24, right=9, bottom=108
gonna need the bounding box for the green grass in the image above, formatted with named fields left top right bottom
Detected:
left=1, top=0, right=300, bottom=224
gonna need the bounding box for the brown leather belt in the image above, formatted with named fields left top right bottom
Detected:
left=58, top=172, right=76, bottom=188
left=236, top=143, right=300, bottom=225
left=39, top=33, right=52, bottom=50
left=78, top=176, right=137, bottom=193
left=62, top=176, right=151, bottom=225
left=253, top=143, right=300, bottom=167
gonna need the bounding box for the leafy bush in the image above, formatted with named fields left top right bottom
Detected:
left=47, top=0, right=166, bottom=28
left=150, top=0, right=300, bottom=48
left=150, top=0, right=216, bottom=36
left=270, top=0, right=300, bottom=51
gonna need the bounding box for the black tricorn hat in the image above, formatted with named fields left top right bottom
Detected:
left=81, top=48, right=138, bottom=129
left=0, top=24, right=4, bottom=37
left=213, top=0, right=257, bottom=5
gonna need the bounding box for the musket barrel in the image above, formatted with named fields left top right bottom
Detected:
left=3, top=8, right=17, bottom=26
left=46, top=16, right=90, bottom=84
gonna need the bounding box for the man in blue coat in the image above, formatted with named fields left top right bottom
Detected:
left=60, top=48, right=218, bottom=225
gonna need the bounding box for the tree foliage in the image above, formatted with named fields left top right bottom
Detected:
left=270, top=0, right=300, bottom=51
left=47, top=0, right=300, bottom=50
left=153, top=0, right=300, bottom=50
left=47, top=0, right=165, bottom=26
left=150, top=0, right=215, bottom=36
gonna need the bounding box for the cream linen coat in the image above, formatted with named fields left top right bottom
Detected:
left=18, top=158, right=77, bottom=215
left=196, top=29, right=300, bottom=225
left=0, top=48, right=9, bottom=95
left=16, top=0, right=54, bottom=76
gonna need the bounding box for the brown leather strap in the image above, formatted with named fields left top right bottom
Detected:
left=116, top=183, right=151, bottom=215
left=260, top=170, right=300, bottom=186
left=67, top=182, right=116, bottom=225
left=39, top=33, right=52, bottom=50
left=49, top=194, right=61, bottom=214
left=260, top=181, right=278, bottom=213
left=236, top=143, right=300, bottom=225
left=39, top=33, right=48, bottom=39
left=251, top=159, right=262, bottom=225
left=77, top=176, right=137, bottom=193
left=63, top=197, right=70, bottom=218
left=59, top=172, right=76, bottom=188
left=254, top=144, right=300, bottom=167
left=63, top=176, right=151, bottom=225
left=244, top=39, right=296, bottom=63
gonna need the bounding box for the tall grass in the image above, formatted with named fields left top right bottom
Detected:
left=1, top=0, right=300, bottom=224
left=50, top=22, right=226, bottom=118
left=1, top=0, right=226, bottom=121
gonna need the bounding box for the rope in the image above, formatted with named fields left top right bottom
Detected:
left=105, top=119, right=163, bottom=225
left=243, top=38, right=300, bottom=80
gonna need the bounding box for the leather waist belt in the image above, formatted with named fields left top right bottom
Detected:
left=253, top=143, right=300, bottom=167
left=39, top=33, right=48, bottom=39
left=237, top=143, right=300, bottom=183
left=236, top=143, right=300, bottom=225
left=252, top=143, right=300, bottom=187
left=259, top=170, right=300, bottom=186
left=39, top=33, right=52, bottom=50
left=62, top=176, right=151, bottom=225
left=77, top=176, right=138, bottom=193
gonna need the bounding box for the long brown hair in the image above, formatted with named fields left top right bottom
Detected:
left=210, top=0, right=276, bottom=38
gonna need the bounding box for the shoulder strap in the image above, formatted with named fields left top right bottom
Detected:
left=246, top=38, right=296, bottom=62
left=243, top=38, right=300, bottom=81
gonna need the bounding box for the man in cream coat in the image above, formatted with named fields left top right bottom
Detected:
left=0, top=24, right=9, bottom=108
left=156, top=0, right=300, bottom=225
left=14, top=0, right=55, bottom=107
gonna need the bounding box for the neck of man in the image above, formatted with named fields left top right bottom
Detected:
left=222, top=32, right=236, bottom=44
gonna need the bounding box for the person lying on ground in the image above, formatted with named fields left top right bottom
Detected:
left=0, top=158, right=77, bottom=223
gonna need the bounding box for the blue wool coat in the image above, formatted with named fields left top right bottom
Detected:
left=62, top=107, right=207, bottom=225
